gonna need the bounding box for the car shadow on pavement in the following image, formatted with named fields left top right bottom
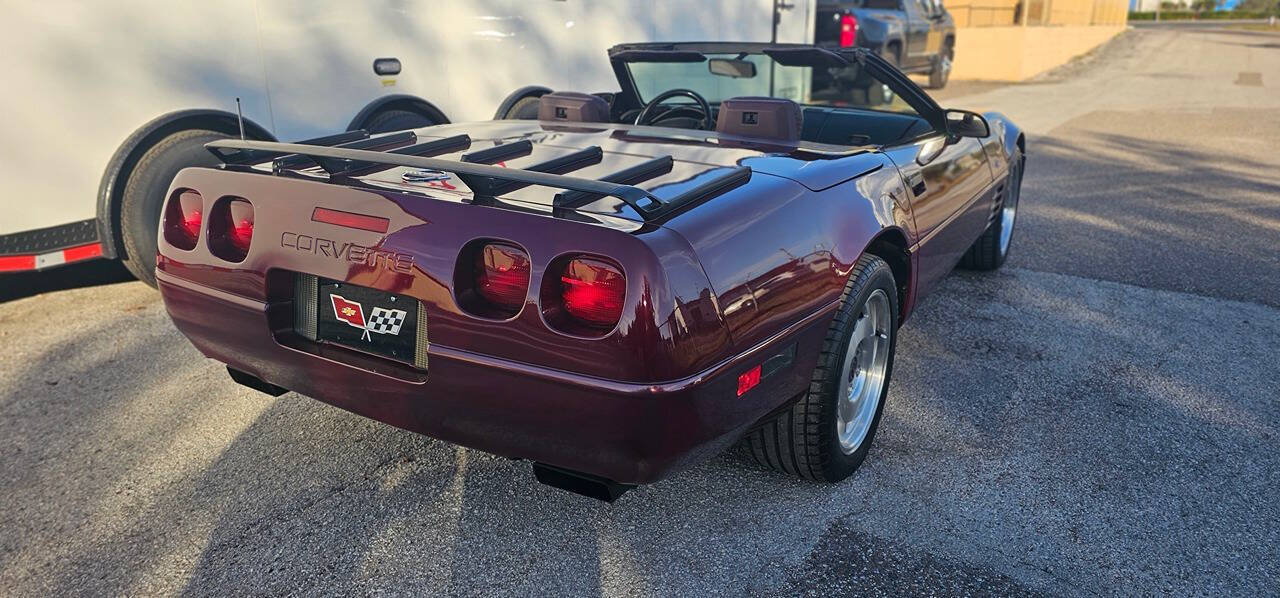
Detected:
left=6, top=259, right=1276, bottom=596
left=1009, top=110, right=1280, bottom=308
left=0, top=260, right=135, bottom=303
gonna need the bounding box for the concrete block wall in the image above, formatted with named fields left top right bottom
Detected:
left=950, top=25, right=1126, bottom=81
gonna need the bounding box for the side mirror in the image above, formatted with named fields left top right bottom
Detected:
left=944, top=109, right=990, bottom=138
left=916, top=136, right=946, bottom=166
left=709, top=58, right=757, bottom=79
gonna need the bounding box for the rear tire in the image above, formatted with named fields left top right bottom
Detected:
left=364, top=109, right=434, bottom=133
left=960, top=149, right=1024, bottom=270
left=119, top=129, right=230, bottom=287
left=744, top=254, right=898, bottom=482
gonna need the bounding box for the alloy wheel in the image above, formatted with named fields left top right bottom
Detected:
left=836, top=288, right=892, bottom=454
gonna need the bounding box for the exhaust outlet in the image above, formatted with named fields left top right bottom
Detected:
left=532, top=463, right=634, bottom=502
left=227, top=366, right=289, bottom=397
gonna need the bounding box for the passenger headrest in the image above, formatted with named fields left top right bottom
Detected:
left=714, top=96, right=803, bottom=144
left=537, top=91, right=610, bottom=123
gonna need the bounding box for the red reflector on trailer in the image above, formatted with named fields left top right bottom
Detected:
left=0, top=242, right=104, bottom=272
left=0, top=254, right=37, bottom=272
left=62, top=242, right=104, bottom=262
left=312, top=207, right=390, bottom=233
left=737, top=364, right=762, bottom=397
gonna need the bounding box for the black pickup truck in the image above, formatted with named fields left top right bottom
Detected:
left=814, top=0, right=956, bottom=88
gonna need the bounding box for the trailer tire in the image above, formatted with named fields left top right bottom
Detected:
left=502, top=95, right=544, bottom=120
left=364, top=109, right=435, bottom=133
left=119, top=129, right=229, bottom=287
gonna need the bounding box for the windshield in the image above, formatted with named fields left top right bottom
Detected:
left=625, top=52, right=920, bottom=116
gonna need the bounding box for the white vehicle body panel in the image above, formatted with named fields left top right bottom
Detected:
left=0, top=0, right=813, bottom=240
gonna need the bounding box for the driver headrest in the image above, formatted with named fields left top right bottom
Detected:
left=714, top=96, right=803, bottom=144
left=537, top=91, right=610, bottom=123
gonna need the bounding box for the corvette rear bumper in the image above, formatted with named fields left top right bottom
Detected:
left=157, top=270, right=829, bottom=485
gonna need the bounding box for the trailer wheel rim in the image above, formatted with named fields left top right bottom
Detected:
left=837, top=288, right=891, bottom=455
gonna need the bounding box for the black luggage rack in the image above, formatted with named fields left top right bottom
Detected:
left=205, top=130, right=751, bottom=222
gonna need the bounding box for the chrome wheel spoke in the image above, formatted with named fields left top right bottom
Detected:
left=851, top=317, right=871, bottom=346
left=836, top=289, right=892, bottom=455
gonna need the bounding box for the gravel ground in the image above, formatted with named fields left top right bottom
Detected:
left=2, top=27, right=1278, bottom=596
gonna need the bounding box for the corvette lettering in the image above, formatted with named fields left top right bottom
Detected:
left=281, top=232, right=414, bottom=273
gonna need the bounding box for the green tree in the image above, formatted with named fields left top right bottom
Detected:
left=1235, top=0, right=1279, bottom=13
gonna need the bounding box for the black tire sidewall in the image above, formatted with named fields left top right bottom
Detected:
left=503, top=95, right=544, bottom=120
left=364, top=109, right=435, bottom=133
left=817, top=259, right=899, bottom=481
left=119, top=129, right=229, bottom=287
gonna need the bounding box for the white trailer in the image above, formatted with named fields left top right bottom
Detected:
left=0, top=0, right=813, bottom=284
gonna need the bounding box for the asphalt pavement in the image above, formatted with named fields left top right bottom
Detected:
left=1, top=27, right=1278, bottom=596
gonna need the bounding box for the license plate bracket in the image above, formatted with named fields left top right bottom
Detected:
left=315, top=279, right=420, bottom=365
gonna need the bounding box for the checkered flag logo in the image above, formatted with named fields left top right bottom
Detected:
left=331, top=294, right=407, bottom=342
left=367, top=307, right=407, bottom=337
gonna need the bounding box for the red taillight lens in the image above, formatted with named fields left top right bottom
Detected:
left=560, top=258, right=625, bottom=329
left=164, top=190, right=203, bottom=250
left=474, top=243, right=531, bottom=312
left=208, top=198, right=254, bottom=262
left=839, top=14, right=858, bottom=47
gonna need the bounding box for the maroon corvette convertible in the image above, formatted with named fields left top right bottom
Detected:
left=157, top=42, right=1023, bottom=501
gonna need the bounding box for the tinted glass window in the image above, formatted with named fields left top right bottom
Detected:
left=627, top=53, right=920, bottom=116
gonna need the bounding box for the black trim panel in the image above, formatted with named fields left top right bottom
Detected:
left=0, top=219, right=99, bottom=256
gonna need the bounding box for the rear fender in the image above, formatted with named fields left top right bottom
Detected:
left=662, top=153, right=913, bottom=351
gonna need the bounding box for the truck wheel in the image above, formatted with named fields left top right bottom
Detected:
left=960, top=149, right=1023, bottom=270
left=501, top=95, right=543, bottom=120
left=744, top=254, right=898, bottom=482
left=929, top=42, right=953, bottom=89
left=120, top=129, right=230, bottom=287
left=364, top=109, right=435, bottom=133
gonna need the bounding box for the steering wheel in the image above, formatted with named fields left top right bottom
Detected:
left=634, top=88, right=713, bottom=130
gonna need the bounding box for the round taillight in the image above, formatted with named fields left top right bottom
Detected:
left=164, top=190, right=203, bottom=250
left=208, top=198, right=254, bottom=262
left=474, top=243, right=531, bottom=313
left=560, top=257, right=625, bottom=329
